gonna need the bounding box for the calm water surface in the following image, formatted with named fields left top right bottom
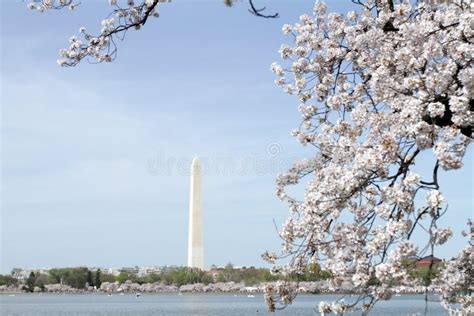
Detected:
left=0, top=293, right=448, bottom=316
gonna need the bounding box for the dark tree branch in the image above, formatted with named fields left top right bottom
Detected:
left=248, top=0, right=279, bottom=18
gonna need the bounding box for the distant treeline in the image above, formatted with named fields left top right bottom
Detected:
left=7, top=268, right=115, bottom=292
left=0, top=260, right=442, bottom=291
left=1, top=263, right=330, bottom=291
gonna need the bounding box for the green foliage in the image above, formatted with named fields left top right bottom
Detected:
left=241, top=268, right=279, bottom=286
left=25, top=272, right=36, bottom=292
left=367, top=274, right=381, bottom=286
left=201, top=273, right=214, bottom=285
left=303, top=263, right=331, bottom=281
left=94, top=269, right=101, bottom=288
left=411, top=264, right=443, bottom=286
left=160, top=267, right=213, bottom=286
left=116, top=272, right=136, bottom=284
left=137, top=273, right=161, bottom=284
left=48, top=267, right=89, bottom=289
left=287, top=263, right=331, bottom=282
left=0, top=274, right=18, bottom=286
left=86, top=270, right=92, bottom=286
left=215, top=273, right=225, bottom=283
left=401, top=258, right=444, bottom=286
left=5, top=271, right=51, bottom=291
left=214, top=263, right=330, bottom=285
left=215, top=265, right=280, bottom=285
left=222, top=263, right=236, bottom=282
left=34, top=273, right=54, bottom=288
left=4, top=262, right=443, bottom=291
left=98, top=272, right=115, bottom=283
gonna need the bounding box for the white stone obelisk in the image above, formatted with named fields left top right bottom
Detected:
left=187, top=156, right=204, bottom=269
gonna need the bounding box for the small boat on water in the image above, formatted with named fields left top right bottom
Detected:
left=247, top=295, right=255, bottom=298
left=178, top=292, right=182, bottom=296
left=119, top=292, right=124, bottom=296
left=136, top=293, right=141, bottom=298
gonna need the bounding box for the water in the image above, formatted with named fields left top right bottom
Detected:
left=0, top=293, right=448, bottom=315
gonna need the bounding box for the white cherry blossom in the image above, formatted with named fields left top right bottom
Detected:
left=265, top=0, right=473, bottom=314
left=25, top=0, right=169, bottom=66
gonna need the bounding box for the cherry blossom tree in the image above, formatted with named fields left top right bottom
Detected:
left=24, top=0, right=278, bottom=66
left=263, top=0, right=473, bottom=314
left=26, top=0, right=170, bottom=66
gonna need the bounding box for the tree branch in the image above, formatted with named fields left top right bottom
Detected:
left=248, top=0, right=279, bottom=18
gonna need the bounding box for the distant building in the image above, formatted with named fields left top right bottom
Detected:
left=137, top=267, right=161, bottom=277
left=105, top=268, right=121, bottom=276
left=119, top=266, right=139, bottom=274
left=12, top=269, right=30, bottom=281
left=415, top=255, right=442, bottom=268
left=209, top=266, right=224, bottom=279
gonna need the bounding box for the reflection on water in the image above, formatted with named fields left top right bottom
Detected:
left=0, top=293, right=448, bottom=316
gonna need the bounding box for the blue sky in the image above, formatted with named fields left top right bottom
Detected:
left=0, top=0, right=472, bottom=273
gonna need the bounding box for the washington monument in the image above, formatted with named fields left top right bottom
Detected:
left=187, top=156, right=204, bottom=269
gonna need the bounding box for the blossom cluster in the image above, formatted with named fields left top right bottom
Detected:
left=266, top=0, right=472, bottom=313
left=26, top=0, right=169, bottom=66
left=435, top=220, right=473, bottom=315
left=27, top=0, right=78, bottom=12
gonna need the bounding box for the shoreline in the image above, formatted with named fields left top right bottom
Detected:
left=1, top=292, right=437, bottom=296
left=0, top=281, right=439, bottom=296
